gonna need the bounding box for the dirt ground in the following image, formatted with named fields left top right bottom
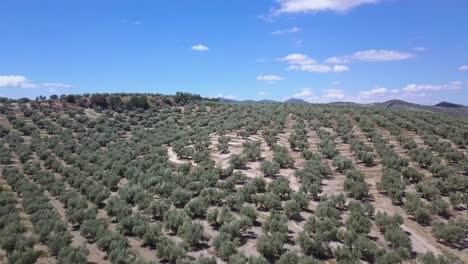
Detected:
left=353, top=122, right=468, bottom=259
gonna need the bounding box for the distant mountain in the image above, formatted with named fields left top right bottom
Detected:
left=216, top=97, right=468, bottom=118
left=284, top=98, right=308, bottom=104
left=217, top=97, right=239, bottom=102
left=217, top=98, right=280, bottom=103
left=258, top=99, right=278, bottom=103
left=372, top=100, right=468, bottom=118
left=434, top=101, right=464, bottom=108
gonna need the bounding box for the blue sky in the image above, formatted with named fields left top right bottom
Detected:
left=1, top=0, right=468, bottom=104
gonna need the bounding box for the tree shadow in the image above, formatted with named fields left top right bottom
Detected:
left=192, top=242, right=211, bottom=251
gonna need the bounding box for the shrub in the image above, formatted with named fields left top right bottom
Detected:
left=57, top=246, right=88, bottom=264
left=432, top=218, right=468, bottom=244
left=401, top=167, right=423, bottom=183
left=229, top=154, right=247, bottom=169
left=273, top=152, right=294, bottom=169
left=156, top=237, right=187, bottom=263
left=268, top=177, right=292, bottom=200
left=284, top=200, right=301, bottom=219
left=332, top=156, right=353, bottom=173
left=178, top=221, right=204, bottom=247
left=213, top=233, right=240, bottom=261
left=256, top=233, right=285, bottom=260
left=260, top=160, right=280, bottom=177
left=184, top=197, right=208, bottom=218
left=170, top=187, right=192, bottom=208
left=164, top=209, right=189, bottom=234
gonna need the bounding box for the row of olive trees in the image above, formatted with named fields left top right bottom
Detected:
left=2, top=167, right=89, bottom=264
left=0, top=183, right=39, bottom=264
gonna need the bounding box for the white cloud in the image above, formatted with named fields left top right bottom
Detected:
left=272, top=27, right=301, bottom=35
left=323, top=88, right=345, bottom=99
left=0, top=75, right=71, bottom=90
left=216, top=94, right=237, bottom=100
left=358, top=87, right=398, bottom=100
left=288, top=87, right=347, bottom=102
left=0, top=75, right=29, bottom=87
left=281, top=53, right=316, bottom=65
left=192, top=44, right=209, bottom=51
left=292, top=88, right=314, bottom=98
left=355, top=81, right=467, bottom=102
left=459, top=65, right=468, bottom=71
left=43, top=83, right=72, bottom=88
left=333, top=65, right=350, bottom=72
left=288, top=88, right=319, bottom=102
left=290, top=81, right=466, bottom=104
left=325, top=49, right=414, bottom=64
left=402, top=81, right=465, bottom=92
left=275, top=0, right=381, bottom=14
left=256, top=75, right=284, bottom=82
left=257, top=91, right=267, bottom=96
left=280, top=53, right=349, bottom=73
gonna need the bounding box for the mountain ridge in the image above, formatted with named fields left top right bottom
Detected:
left=216, top=97, right=468, bottom=117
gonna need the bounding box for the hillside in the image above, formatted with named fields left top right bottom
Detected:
left=0, top=94, right=467, bottom=264
left=371, top=99, right=468, bottom=118
left=217, top=97, right=468, bottom=118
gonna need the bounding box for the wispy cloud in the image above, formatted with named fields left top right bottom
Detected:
left=256, top=75, right=284, bottom=82
left=272, top=27, right=301, bottom=35
left=121, top=19, right=142, bottom=25
left=289, top=81, right=466, bottom=104
left=459, top=65, right=468, bottom=71
left=402, top=81, right=465, bottom=92
left=413, top=46, right=428, bottom=52
left=280, top=53, right=349, bottom=73
left=274, top=0, right=382, bottom=14
left=216, top=94, right=237, bottom=100
left=322, top=88, right=345, bottom=99
left=355, top=81, right=467, bottom=102
left=292, top=88, right=314, bottom=98
left=43, top=83, right=72, bottom=89
left=325, top=49, right=414, bottom=64
left=358, top=87, right=398, bottom=100
left=289, top=88, right=346, bottom=102
left=0, top=75, right=72, bottom=91
left=192, top=44, right=209, bottom=51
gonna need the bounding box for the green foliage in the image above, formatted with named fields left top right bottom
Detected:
left=58, top=246, right=89, bottom=264
left=213, top=233, right=240, bottom=261
left=256, top=233, right=285, bottom=260
left=128, top=95, right=149, bottom=109
left=164, top=209, right=190, bottom=234
left=284, top=200, right=301, bottom=219
left=432, top=218, right=468, bottom=244
left=344, top=169, right=369, bottom=200
left=156, top=237, right=187, bottom=263
left=260, top=160, right=280, bottom=177
left=229, top=154, right=247, bottom=169
left=332, top=156, right=353, bottom=173
left=178, top=221, right=204, bottom=247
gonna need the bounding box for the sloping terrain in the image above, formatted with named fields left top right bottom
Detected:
left=0, top=94, right=466, bottom=264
